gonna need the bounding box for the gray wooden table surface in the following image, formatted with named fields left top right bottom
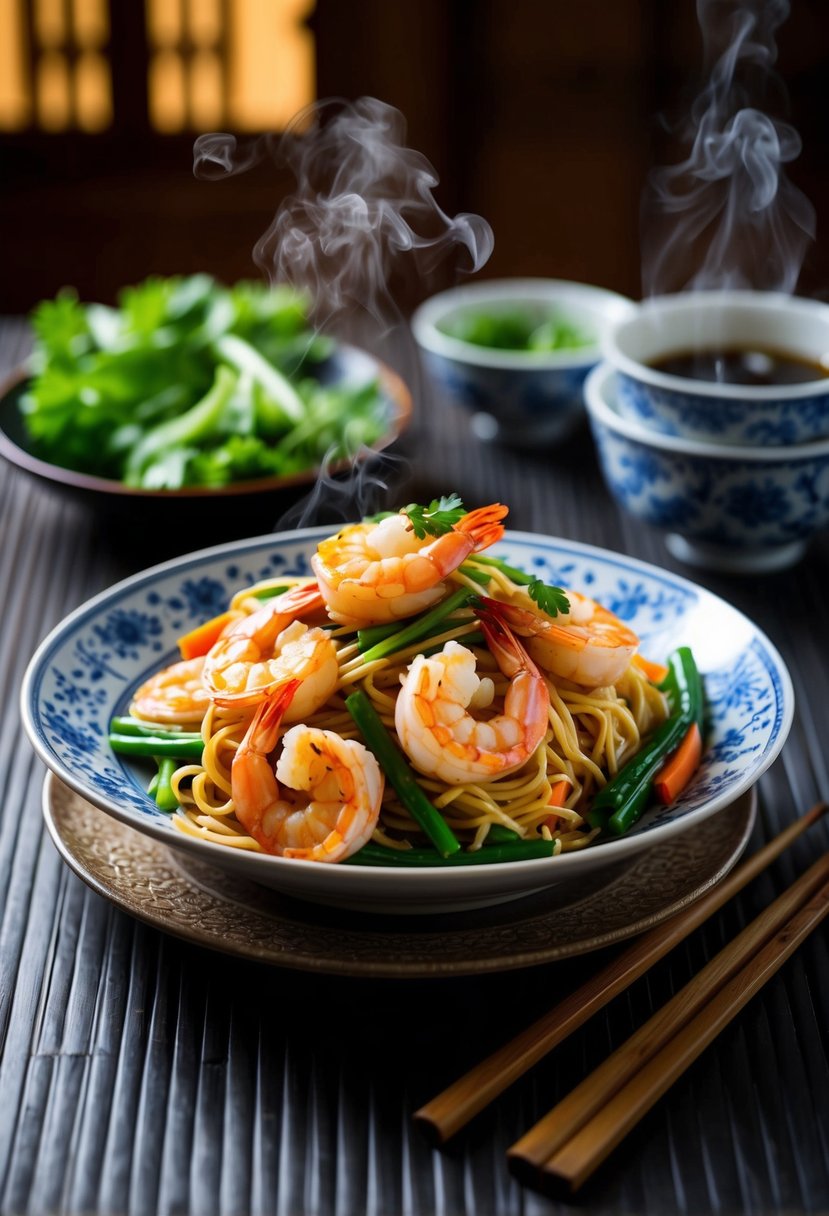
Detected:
left=0, top=315, right=827, bottom=1216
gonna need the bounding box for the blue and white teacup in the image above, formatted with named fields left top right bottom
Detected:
left=603, top=290, right=829, bottom=446
left=584, top=359, right=829, bottom=574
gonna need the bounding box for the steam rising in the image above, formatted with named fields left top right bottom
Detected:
left=194, top=97, right=493, bottom=335
left=641, top=0, right=815, bottom=296
left=194, top=97, right=493, bottom=527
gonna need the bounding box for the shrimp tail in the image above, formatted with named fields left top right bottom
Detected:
left=275, top=581, right=324, bottom=616
left=475, top=594, right=536, bottom=637
left=457, top=503, right=508, bottom=552
left=474, top=599, right=542, bottom=679
left=245, top=678, right=302, bottom=753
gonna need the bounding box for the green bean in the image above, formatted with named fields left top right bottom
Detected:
left=357, top=588, right=476, bottom=662
left=343, top=839, right=554, bottom=866
left=468, top=554, right=534, bottom=585
left=484, top=824, right=521, bottom=843
left=345, top=689, right=461, bottom=857
left=110, top=716, right=201, bottom=740
left=152, top=756, right=180, bottom=812
left=457, top=562, right=495, bottom=587
left=109, top=733, right=204, bottom=760
left=605, top=771, right=655, bottom=837
left=591, top=647, right=703, bottom=836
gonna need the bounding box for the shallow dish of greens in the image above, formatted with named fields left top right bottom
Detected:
left=21, top=528, right=793, bottom=914
left=0, top=275, right=410, bottom=517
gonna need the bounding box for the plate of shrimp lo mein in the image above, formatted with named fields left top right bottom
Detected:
left=21, top=495, right=793, bottom=913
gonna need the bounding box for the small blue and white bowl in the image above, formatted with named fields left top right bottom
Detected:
left=584, top=360, right=829, bottom=574
left=603, top=290, right=829, bottom=446
left=412, top=278, right=636, bottom=447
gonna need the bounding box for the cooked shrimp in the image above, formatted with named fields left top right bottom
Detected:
left=393, top=607, right=548, bottom=785
left=484, top=591, right=639, bottom=688
left=202, top=582, right=337, bottom=716
left=130, top=656, right=210, bottom=725
left=231, top=683, right=384, bottom=861
left=310, top=503, right=508, bottom=625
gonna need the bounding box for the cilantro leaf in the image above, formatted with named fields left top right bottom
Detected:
left=528, top=577, right=570, bottom=618
left=403, top=494, right=466, bottom=539
left=17, top=274, right=390, bottom=489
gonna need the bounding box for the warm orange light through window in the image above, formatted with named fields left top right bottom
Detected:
left=0, top=0, right=316, bottom=132
left=189, top=0, right=221, bottom=47
left=37, top=50, right=72, bottom=130
left=147, top=0, right=182, bottom=49
left=190, top=49, right=224, bottom=130
left=228, top=0, right=316, bottom=131
left=34, top=0, right=66, bottom=48
left=73, top=0, right=109, bottom=48
left=149, top=48, right=187, bottom=132
left=76, top=50, right=112, bottom=131
left=0, top=0, right=30, bottom=129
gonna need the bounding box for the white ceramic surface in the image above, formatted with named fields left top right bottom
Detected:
left=22, top=527, right=793, bottom=914
left=585, top=360, right=829, bottom=574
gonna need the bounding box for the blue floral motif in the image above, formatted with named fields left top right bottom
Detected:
left=94, top=609, right=163, bottom=659
left=617, top=450, right=667, bottom=495
left=74, top=640, right=129, bottom=681
left=706, top=651, right=772, bottom=721
left=423, top=350, right=592, bottom=445
left=176, top=577, right=228, bottom=619
left=617, top=371, right=829, bottom=446
left=723, top=480, right=792, bottom=527
left=43, top=706, right=101, bottom=755
left=604, top=579, right=666, bottom=622
left=646, top=492, right=700, bottom=528
left=589, top=406, right=829, bottom=564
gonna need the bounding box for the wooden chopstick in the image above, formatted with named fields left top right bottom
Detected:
left=413, top=801, right=827, bottom=1145
left=508, top=850, right=829, bottom=1185
left=532, top=868, right=829, bottom=1195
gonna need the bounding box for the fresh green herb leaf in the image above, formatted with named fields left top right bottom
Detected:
left=403, top=494, right=465, bottom=539
left=18, top=275, right=391, bottom=490
left=527, top=577, right=570, bottom=617
left=438, top=307, right=592, bottom=353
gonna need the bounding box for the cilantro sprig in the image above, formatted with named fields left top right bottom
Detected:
left=527, top=577, right=570, bottom=618
left=403, top=494, right=466, bottom=539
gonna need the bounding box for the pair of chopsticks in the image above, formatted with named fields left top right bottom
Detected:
left=414, top=801, right=829, bottom=1195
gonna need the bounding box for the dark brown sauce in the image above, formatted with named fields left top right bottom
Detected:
left=650, top=347, right=829, bottom=387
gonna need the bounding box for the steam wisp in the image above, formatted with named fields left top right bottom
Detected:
left=194, top=97, right=493, bottom=527
left=194, top=97, right=493, bottom=336
left=641, top=0, right=815, bottom=296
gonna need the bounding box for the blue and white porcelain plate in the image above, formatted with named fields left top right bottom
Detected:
left=21, top=529, right=793, bottom=914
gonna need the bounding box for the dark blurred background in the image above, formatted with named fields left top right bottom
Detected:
left=2, top=0, right=829, bottom=317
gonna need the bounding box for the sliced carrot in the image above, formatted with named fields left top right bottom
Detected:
left=632, top=653, right=671, bottom=684
left=177, top=610, right=240, bottom=660
left=653, top=721, right=703, bottom=805
left=543, top=779, right=571, bottom=830
left=547, top=780, right=571, bottom=807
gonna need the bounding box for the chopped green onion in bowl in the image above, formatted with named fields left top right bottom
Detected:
left=437, top=307, right=593, bottom=353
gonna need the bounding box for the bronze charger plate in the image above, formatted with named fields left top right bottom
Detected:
left=43, top=773, right=757, bottom=979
